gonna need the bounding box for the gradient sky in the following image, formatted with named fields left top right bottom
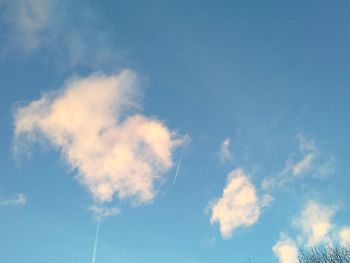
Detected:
left=1, top=1, right=350, bottom=263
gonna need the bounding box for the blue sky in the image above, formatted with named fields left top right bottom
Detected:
left=1, top=1, right=350, bottom=262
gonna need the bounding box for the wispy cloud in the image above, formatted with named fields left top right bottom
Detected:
left=1, top=0, right=51, bottom=52
left=89, top=205, right=120, bottom=220
left=1, top=0, right=124, bottom=69
left=262, top=134, right=335, bottom=190
left=292, top=153, right=315, bottom=176
left=218, top=138, right=233, bottom=162
left=317, top=154, right=336, bottom=178
left=14, top=70, right=188, bottom=207
left=209, top=168, right=271, bottom=239
left=292, top=134, right=317, bottom=176
left=0, top=193, right=26, bottom=207
left=200, top=237, right=216, bottom=247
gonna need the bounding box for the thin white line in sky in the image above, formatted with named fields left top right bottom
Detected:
left=173, top=157, right=182, bottom=184
left=91, top=215, right=101, bottom=263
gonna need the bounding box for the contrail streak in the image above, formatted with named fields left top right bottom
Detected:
left=91, top=215, right=101, bottom=263
left=173, top=157, right=182, bottom=184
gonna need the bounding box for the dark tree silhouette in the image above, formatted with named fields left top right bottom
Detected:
left=298, top=245, right=350, bottom=263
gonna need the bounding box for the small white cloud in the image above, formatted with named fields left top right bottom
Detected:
left=273, top=233, right=298, bottom=263
left=0, top=193, right=26, bottom=207
left=209, top=168, right=268, bottom=239
left=219, top=138, right=233, bottom=162
left=14, top=70, right=187, bottom=207
left=339, top=227, right=350, bottom=245
left=293, top=200, right=336, bottom=247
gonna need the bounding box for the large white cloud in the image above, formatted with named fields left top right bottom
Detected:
left=209, top=168, right=271, bottom=239
left=273, top=233, right=298, bottom=263
left=14, top=70, right=187, bottom=205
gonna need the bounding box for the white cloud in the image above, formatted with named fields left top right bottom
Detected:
left=209, top=168, right=269, bottom=239
left=293, top=201, right=336, bottom=247
left=14, top=70, right=187, bottom=205
left=219, top=138, right=233, bottom=162
left=273, top=200, right=350, bottom=261
left=0, top=193, right=26, bottom=207
left=339, top=227, right=350, bottom=245
left=273, top=233, right=298, bottom=263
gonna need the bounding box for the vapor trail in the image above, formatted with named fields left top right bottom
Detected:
left=91, top=215, right=101, bottom=263
left=173, top=157, right=182, bottom=184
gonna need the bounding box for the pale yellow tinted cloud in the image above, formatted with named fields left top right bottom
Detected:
left=273, top=200, right=349, bottom=260
left=209, top=168, right=269, bottom=238
left=294, top=201, right=336, bottom=247
left=339, top=227, right=350, bottom=245
left=273, top=234, right=298, bottom=263
left=14, top=70, right=187, bottom=205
